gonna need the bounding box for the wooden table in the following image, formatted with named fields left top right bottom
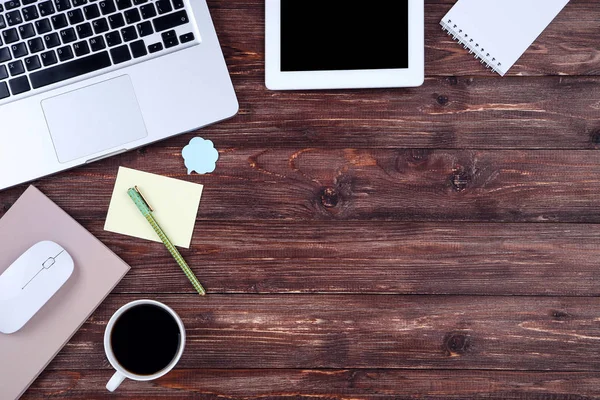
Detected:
left=3, top=0, right=600, bottom=398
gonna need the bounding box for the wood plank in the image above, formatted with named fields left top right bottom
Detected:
left=23, top=369, right=600, bottom=399
left=215, top=76, right=600, bottom=150
left=5, top=149, right=600, bottom=223
left=211, top=0, right=600, bottom=78
left=45, top=295, right=600, bottom=371
left=47, top=221, right=600, bottom=296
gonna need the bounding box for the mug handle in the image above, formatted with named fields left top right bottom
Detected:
left=106, top=371, right=126, bottom=392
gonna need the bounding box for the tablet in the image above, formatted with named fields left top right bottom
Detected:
left=265, top=0, right=424, bottom=90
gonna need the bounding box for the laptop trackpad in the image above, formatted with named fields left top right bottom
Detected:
left=42, top=75, right=148, bottom=163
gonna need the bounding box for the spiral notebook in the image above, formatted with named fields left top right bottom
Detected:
left=440, top=0, right=570, bottom=76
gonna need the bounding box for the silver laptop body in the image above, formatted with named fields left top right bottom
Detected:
left=0, top=0, right=237, bottom=190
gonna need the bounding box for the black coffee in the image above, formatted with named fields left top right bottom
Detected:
left=110, top=304, right=181, bottom=376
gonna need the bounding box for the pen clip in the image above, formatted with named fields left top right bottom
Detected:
left=133, top=185, right=154, bottom=212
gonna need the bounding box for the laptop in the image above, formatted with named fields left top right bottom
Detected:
left=0, top=0, right=238, bottom=190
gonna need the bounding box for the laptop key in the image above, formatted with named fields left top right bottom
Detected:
left=105, top=30, right=120, bottom=46
left=27, top=36, right=44, bottom=52
left=0, top=15, right=5, bottom=29
left=114, top=0, right=130, bottom=10
left=23, top=0, right=37, bottom=4
left=35, top=18, right=52, bottom=34
left=72, top=0, right=86, bottom=6
left=147, top=41, right=161, bottom=53
left=40, top=49, right=57, bottom=65
left=76, top=22, right=93, bottom=38
left=7, top=59, right=24, bottom=75
left=2, top=29, right=19, bottom=44
left=60, top=26, right=77, bottom=43
left=172, top=0, right=183, bottom=9
left=6, top=10, right=23, bottom=26
left=0, top=65, right=8, bottom=79
left=56, top=44, right=73, bottom=60
left=152, top=10, right=188, bottom=32
left=54, top=0, right=70, bottom=12
left=124, top=8, right=139, bottom=24
left=109, top=43, right=130, bottom=64
left=0, top=81, right=9, bottom=99
left=43, top=31, right=60, bottom=47
left=99, top=0, right=115, bottom=14
left=30, top=50, right=111, bottom=88
left=139, top=3, right=155, bottom=19
left=22, top=5, right=39, bottom=21
left=155, top=0, right=170, bottom=14
left=9, top=75, right=31, bottom=94
left=136, top=20, right=152, bottom=36
left=19, top=23, right=36, bottom=39
left=179, top=32, right=193, bottom=43
left=51, top=13, right=68, bottom=29
left=24, top=54, right=41, bottom=71
left=83, top=3, right=99, bottom=19
left=89, top=35, right=105, bottom=51
left=0, top=47, right=11, bottom=62
left=38, top=1, right=55, bottom=16
left=121, top=25, right=136, bottom=41
left=67, top=8, right=83, bottom=24
left=10, top=42, right=28, bottom=58
left=73, top=39, right=89, bottom=55
left=4, top=0, right=20, bottom=10
left=92, top=17, right=108, bottom=34
left=108, top=13, right=124, bottom=29
left=129, top=38, right=145, bottom=58
left=161, top=29, right=174, bottom=39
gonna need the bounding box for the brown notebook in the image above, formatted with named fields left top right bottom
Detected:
left=0, top=186, right=130, bottom=400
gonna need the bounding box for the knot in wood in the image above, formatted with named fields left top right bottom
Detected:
left=451, top=169, right=470, bottom=192
left=550, top=310, right=570, bottom=320
left=409, top=149, right=430, bottom=163
left=447, top=76, right=458, bottom=86
left=443, top=332, right=470, bottom=356
left=320, top=187, right=339, bottom=208
left=436, top=95, right=449, bottom=106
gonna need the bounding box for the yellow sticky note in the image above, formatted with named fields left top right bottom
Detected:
left=104, top=167, right=203, bottom=248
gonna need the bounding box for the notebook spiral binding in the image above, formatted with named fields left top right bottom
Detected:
left=440, top=18, right=503, bottom=76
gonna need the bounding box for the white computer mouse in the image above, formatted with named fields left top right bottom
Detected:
left=0, top=241, right=74, bottom=334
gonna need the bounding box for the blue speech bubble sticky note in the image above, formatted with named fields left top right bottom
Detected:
left=182, top=137, right=219, bottom=175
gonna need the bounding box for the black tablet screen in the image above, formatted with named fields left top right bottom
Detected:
left=281, top=1, right=409, bottom=72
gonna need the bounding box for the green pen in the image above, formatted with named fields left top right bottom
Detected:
left=127, top=186, right=206, bottom=296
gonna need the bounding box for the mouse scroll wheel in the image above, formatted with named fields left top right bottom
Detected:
left=42, top=257, right=56, bottom=269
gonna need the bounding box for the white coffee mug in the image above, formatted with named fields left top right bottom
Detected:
left=103, top=299, right=186, bottom=392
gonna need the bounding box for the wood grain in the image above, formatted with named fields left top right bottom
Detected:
left=5, top=149, right=600, bottom=223
left=25, top=369, right=600, bottom=399
left=45, top=295, right=600, bottom=371
left=212, top=76, right=600, bottom=150
left=53, top=221, right=600, bottom=296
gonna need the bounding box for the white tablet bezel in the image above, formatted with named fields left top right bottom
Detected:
left=265, top=0, right=425, bottom=90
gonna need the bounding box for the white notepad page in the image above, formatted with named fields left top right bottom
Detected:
left=441, top=0, right=570, bottom=76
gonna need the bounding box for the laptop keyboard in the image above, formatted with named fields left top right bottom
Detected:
left=0, top=0, right=198, bottom=102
